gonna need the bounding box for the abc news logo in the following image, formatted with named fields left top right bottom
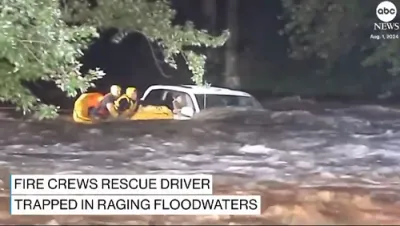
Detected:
left=374, top=1, right=399, bottom=30
left=377, top=6, right=396, bottom=15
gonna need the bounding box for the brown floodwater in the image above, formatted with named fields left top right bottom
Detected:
left=2, top=184, right=400, bottom=225
left=1, top=100, right=400, bottom=224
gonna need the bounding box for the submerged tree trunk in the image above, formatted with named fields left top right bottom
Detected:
left=223, top=0, right=240, bottom=88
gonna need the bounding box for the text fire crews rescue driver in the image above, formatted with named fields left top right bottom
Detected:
left=14, top=177, right=211, bottom=191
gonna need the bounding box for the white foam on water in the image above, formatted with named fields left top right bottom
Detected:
left=1, top=104, right=400, bottom=188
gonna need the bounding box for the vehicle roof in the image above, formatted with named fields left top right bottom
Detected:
left=147, top=85, right=252, bottom=97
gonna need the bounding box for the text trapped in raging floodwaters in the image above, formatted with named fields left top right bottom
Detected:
left=9, top=174, right=262, bottom=215
left=10, top=195, right=261, bottom=215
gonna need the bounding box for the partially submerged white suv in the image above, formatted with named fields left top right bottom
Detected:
left=140, top=85, right=263, bottom=119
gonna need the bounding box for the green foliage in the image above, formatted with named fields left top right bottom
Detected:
left=63, top=0, right=229, bottom=86
left=0, top=0, right=104, bottom=118
left=280, top=0, right=400, bottom=76
left=34, top=104, right=60, bottom=120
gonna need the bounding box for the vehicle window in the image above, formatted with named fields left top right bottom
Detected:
left=168, top=91, right=194, bottom=112
left=195, top=94, right=262, bottom=110
left=142, top=89, right=166, bottom=106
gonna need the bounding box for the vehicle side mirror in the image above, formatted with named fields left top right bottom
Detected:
left=180, top=107, right=194, bottom=118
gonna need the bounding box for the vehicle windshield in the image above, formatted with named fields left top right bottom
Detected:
left=195, top=94, right=263, bottom=110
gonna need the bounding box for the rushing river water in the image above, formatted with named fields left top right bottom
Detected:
left=1, top=98, right=400, bottom=224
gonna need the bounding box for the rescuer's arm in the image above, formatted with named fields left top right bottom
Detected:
left=106, top=103, right=119, bottom=118
left=121, top=102, right=138, bottom=118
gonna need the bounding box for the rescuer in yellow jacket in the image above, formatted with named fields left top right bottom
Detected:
left=115, top=87, right=139, bottom=119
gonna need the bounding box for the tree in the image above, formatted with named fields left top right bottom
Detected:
left=0, top=0, right=228, bottom=118
left=202, top=0, right=220, bottom=82
left=280, top=0, right=400, bottom=76
left=0, top=0, right=103, bottom=119
left=202, top=0, right=217, bottom=36
left=63, top=0, right=229, bottom=85
left=223, top=0, right=240, bottom=88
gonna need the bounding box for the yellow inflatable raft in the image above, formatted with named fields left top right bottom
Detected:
left=72, top=92, right=173, bottom=124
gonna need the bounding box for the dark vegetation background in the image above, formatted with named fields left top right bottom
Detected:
left=31, top=0, right=400, bottom=108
